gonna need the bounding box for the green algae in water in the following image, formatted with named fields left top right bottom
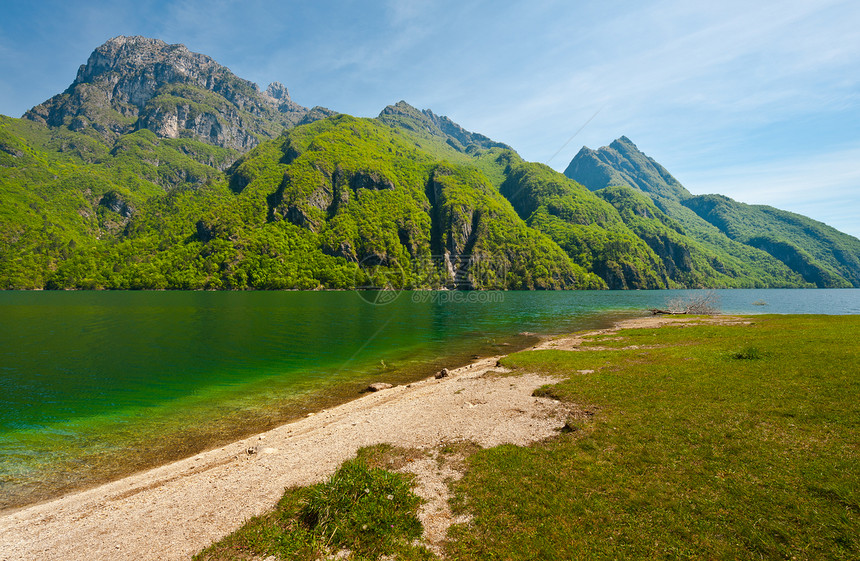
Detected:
left=0, top=290, right=620, bottom=509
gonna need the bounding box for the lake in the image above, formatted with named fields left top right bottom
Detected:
left=1, top=288, right=859, bottom=510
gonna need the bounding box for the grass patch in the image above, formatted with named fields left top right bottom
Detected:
left=195, top=445, right=435, bottom=560
left=732, top=345, right=763, bottom=360
left=446, top=315, right=860, bottom=560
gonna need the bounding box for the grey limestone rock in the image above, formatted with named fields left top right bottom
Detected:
left=366, top=382, right=394, bottom=392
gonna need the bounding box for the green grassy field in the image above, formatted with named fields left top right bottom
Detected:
left=197, top=315, right=860, bottom=560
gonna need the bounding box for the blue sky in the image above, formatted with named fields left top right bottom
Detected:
left=1, top=0, right=858, bottom=237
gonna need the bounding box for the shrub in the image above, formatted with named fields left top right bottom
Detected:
left=732, top=346, right=762, bottom=360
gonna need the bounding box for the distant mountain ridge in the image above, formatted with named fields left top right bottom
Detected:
left=1, top=36, right=858, bottom=289
left=564, top=136, right=691, bottom=203
left=377, top=101, right=512, bottom=153
left=566, top=138, right=860, bottom=288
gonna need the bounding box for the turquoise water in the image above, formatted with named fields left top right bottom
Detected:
left=1, top=289, right=858, bottom=509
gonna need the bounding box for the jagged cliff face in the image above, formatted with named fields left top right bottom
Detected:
left=24, top=36, right=324, bottom=151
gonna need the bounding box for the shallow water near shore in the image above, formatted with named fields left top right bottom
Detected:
left=1, top=288, right=858, bottom=510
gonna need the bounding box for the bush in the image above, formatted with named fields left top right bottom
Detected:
left=194, top=457, right=427, bottom=560
left=732, top=346, right=762, bottom=360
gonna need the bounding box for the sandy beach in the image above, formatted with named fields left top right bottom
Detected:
left=0, top=315, right=696, bottom=561
left=0, top=360, right=571, bottom=559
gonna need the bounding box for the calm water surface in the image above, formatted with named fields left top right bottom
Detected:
left=1, top=288, right=858, bottom=509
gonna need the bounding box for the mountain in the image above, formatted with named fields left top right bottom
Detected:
left=566, top=138, right=860, bottom=288
left=564, top=136, right=691, bottom=203
left=1, top=36, right=856, bottom=290
left=682, top=195, right=860, bottom=287
left=24, top=36, right=332, bottom=153
left=377, top=101, right=512, bottom=153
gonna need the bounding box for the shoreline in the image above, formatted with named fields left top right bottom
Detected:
left=0, top=328, right=548, bottom=514
left=0, top=313, right=690, bottom=561
left=0, top=309, right=630, bottom=514
left=0, top=358, right=567, bottom=560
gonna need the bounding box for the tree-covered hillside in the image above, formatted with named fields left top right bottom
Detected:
left=1, top=112, right=605, bottom=289
left=682, top=194, right=860, bottom=287
left=2, top=36, right=856, bottom=290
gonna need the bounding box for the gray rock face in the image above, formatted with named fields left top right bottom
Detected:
left=24, top=36, right=320, bottom=151
left=297, top=106, right=338, bottom=126
left=264, top=82, right=290, bottom=101
left=98, top=191, right=134, bottom=217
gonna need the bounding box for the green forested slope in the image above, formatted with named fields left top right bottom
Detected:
left=499, top=161, right=670, bottom=288
left=2, top=108, right=835, bottom=290
left=683, top=194, right=860, bottom=287
left=6, top=106, right=849, bottom=290
left=498, top=161, right=809, bottom=288
left=3, top=36, right=853, bottom=290
left=1, top=113, right=607, bottom=289
left=594, top=186, right=811, bottom=288
left=1, top=116, right=157, bottom=288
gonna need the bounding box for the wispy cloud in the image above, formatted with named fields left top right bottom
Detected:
left=472, top=0, right=860, bottom=165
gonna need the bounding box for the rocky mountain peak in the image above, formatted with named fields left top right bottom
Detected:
left=23, top=36, right=316, bottom=152
left=55, top=35, right=250, bottom=113
left=610, top=135, right=635, bottom=150
left=264, top=82, right=290, bottom=101
left=564, top=137, right=691, bottom=203
left=377, top=101, right=511, bottom=153
left=72, top=36, right=214, bottom=90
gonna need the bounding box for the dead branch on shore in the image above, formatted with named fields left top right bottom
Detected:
left=651, top=291, right=721, bottom=315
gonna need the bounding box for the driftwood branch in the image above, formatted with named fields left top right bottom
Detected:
left=652, top=291, right=722, bottom=315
